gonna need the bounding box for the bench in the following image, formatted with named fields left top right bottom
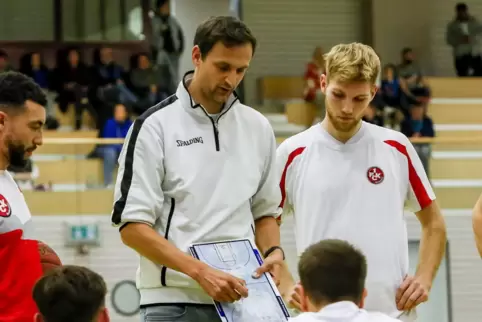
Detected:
left=426, top=77, right=482, bottom=98
left=429, top=103, right=482, bottom=124
left=38, top=130, right=99, bottom=155
left=36, top=159, right=103, bottom=184
left=25, top=190, right=114, bottom=215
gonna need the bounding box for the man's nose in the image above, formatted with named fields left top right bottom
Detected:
left=34, top=135, right=43, bottom=147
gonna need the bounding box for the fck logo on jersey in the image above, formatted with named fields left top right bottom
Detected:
left=0, top=194, right=12, bottom=217
left=367, top=166, right=384, bottom=185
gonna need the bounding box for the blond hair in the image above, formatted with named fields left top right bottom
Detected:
left=323, top=43, right=380, bottom=84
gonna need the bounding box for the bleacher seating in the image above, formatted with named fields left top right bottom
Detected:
left=39, top=130, right=98, bottom=155
left=430, top=103, right=482, bottom=124
left=258, top=76, right=482, bottom=103
left=24, top=190, right=113, bottom=215
left=36, top=159, right=103, bottom=184
left=54, top=105, right=96, bottom=129
left=426, top=77, right=482, bottom=98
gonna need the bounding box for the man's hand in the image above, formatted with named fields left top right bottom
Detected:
left=192, top=264, right=248, bottom=303
left=252, top=249, right=284, bottom=285
left=285, top=282, right=303, bottom=311
left=396, top=275, right=430, bottom=311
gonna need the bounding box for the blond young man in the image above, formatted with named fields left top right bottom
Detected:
left=277, top=43, right=447, bottom=321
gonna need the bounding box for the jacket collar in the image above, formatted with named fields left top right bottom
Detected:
left=176, top=70, right=239, bottom=116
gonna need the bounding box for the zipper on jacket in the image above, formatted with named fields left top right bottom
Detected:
left=199, top=101, right=236, bottom=151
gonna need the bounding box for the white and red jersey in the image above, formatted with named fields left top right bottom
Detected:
left=277, top=122, right=435, bottom=321
left=0, top=170, right=42, bottom=321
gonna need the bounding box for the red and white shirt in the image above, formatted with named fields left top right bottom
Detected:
left=0, top=170, right=42, bottom=322
left=277, top=122, right=435, bottom=321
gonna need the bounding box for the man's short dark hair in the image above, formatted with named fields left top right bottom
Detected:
left=298, top=239, right=367, bottom=306
left=0, top=49, right=8, bottom=59
left=0, top=71, right=47, bottom=109
left=33, top=265, right=107, bottom=322
left=193, top=16, right=257, bottom=59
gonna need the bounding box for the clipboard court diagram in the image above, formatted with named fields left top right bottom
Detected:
left=190, top=240, right=289, bottom=322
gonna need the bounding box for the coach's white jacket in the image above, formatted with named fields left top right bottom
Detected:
left=289, top=302, right=403, bottom=322
left=111, top=71, right=281, bottom=306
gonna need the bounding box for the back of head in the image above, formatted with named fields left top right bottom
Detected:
left=323, top=43, right=380, bottom=85
left=193, top=16, right=257, bottom=59
left=298, top=239, right=367, bottom=306
left=32, top=265, right=107, bottom=322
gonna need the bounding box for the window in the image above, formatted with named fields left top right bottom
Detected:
left=0, top=0, right=54, bottom=41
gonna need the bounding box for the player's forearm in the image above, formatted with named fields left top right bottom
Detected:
left=120, top=222, right=204, bottom=279
left=416, top=215, right=447, bottom=284
left=472, top=197, right=482, bottom=257
left=254, top=216, right=281, bottom=254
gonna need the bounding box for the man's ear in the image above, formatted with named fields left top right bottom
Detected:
left=98, top=307, right=110, bottom=322
left=298, top=284, right=311, bottom=312
left=0, top=111, right=7, bottom=130
left=371, top=85, right=379, bottom=100
left=320, top=74, right=327, bottom=94
left=359, top=288, right=368, bottom=308
left=192, top=45, right=202, bottom=67
left=34, top=313, right=44, bottom=322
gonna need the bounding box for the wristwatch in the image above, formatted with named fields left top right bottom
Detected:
left=264, top=246, right=285, bottom=260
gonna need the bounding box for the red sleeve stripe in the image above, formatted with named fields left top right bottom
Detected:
left=279, top=147, right=306, bottom=209
left=383, top=140, right=432, bottom=208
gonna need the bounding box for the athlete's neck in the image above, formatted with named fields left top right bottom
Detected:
left=188, top=78, right=223, bottom=114
left=321, top=118, right=362, bottom=143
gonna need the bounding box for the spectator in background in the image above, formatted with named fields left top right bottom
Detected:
left=129, top=53, right=168, bottom=115
left=398, top=48, right=431, bottom=111
left=93, top=47, right=137, bottom=107
left=100, top=103, right=132, bottom=187
left=400, top=104, right=435, bottom=177
left=53, top=48, right=94, bottom=130
left=19, top=52, right=59, bottom=128
left=20, top=52, right=50, bottom=91
left=380, top=64, right=401, bottom=108
left=380, top=64, right=404, bottom=129
left=362, top=104, right=384, bottom=127
left=150, top=0, right=184, bottom=89
left=446, top=3, right=482, bottom=77
left=0, top=50, right=12, bottom=73
left=303, top=46, right=325, bottom=126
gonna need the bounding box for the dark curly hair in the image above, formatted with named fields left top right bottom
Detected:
left=0, top=71, right=47, bottom=110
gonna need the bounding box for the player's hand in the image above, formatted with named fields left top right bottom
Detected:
left=285, top=282, right=303, bottom=311
left=396, top=275, right=430, bottom=311
left=193, top=264, right=249, bottom=303
left=252, top=249, right=284, bottom=285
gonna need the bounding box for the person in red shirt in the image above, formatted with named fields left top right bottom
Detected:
left=303, top=46, right=325, bottom=127
left=0, top=71, right=47, bottom=321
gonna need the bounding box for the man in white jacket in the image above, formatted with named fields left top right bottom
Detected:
left=289, top=239, right=402, bottom=322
